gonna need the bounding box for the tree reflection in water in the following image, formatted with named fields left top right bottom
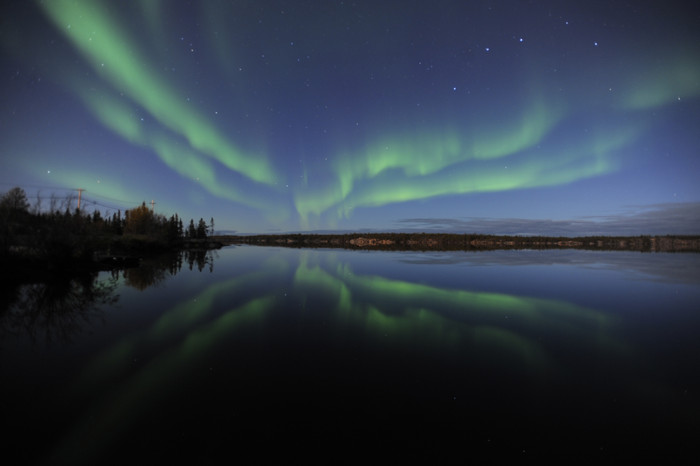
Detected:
left=119, top=249, right=216, bottom=290
left=0, top=248, right=217, bottom=344
left=183, top=248, right=216, bottom=273
left=0, top=271, right=118, bottom=345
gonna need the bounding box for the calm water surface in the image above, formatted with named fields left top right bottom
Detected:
left=2, top=246, right=700, bottom=462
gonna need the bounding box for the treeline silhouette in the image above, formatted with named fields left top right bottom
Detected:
left=1, top=186, right=216, bottom=269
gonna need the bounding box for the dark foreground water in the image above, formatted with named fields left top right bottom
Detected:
left=2, top=246, right=700, bottom=462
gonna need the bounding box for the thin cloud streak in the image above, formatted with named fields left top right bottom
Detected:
left=396, top=202, right=700, bottom=236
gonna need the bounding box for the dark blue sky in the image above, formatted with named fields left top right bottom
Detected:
left=1, top=1, right=699, bottom=234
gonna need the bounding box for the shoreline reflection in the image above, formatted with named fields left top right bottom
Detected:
left=3, top=245, right=698, bottom=463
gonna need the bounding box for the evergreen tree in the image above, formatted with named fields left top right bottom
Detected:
left=167, top=214, right=181, bottom=242
left=111, top=210, right=123, bottom=235
left=196, top=218, right=207, bottom=239
left=187, top=219, right=196, bottom=238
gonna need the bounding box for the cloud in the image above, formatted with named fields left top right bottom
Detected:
left=396, top=202, right=700, bottom=236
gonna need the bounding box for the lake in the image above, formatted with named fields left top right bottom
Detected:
left=2, top=245, right=700, bottom=462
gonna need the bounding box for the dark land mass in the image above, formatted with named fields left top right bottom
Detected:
left=1, top=189, right=223, bottom=276
left=3, top=235, right=224, bottom=276
left=214, top=233, right=700, bottom=253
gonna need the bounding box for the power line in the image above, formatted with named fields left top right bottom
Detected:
left=3, top=184, right=183, bottom=219
left=79, top=197, right=125, bottom=212
left=83, top=190, right=143, bottom=206
left=2, top=183, right=157, bottom=210
left=2, top=182, right=142, bottom=203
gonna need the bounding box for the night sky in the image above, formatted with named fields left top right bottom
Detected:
left=2, top=1, right=699, bottom=234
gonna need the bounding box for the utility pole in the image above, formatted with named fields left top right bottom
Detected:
left=150, top=199, right=155, bottom=212
left=77, top=188, right=85, bottom=210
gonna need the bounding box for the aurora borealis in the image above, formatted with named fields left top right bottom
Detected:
left=1, top=1, right=699, bottom=234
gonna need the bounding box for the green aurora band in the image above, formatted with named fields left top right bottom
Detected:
left=55, top=248, right=626, bottom=462
left=52, top=296, right=275, bottom=465
left=40, top=0, right=280, bottom=188
left=57, top=255, right=292, bottom=463
left=292, top=251, right=619, bottom=364
left=74, top=86, right=283, bottom=213
left=288, top=47, right=699, bottom=227
left=16, top=2, right=696, bottom=229
left=620, top=48, right=700, bottom=110
left=294, top=105, right=637, bottom=225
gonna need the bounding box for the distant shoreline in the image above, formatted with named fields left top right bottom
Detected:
left=212, top=233, right=700, bottom=253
